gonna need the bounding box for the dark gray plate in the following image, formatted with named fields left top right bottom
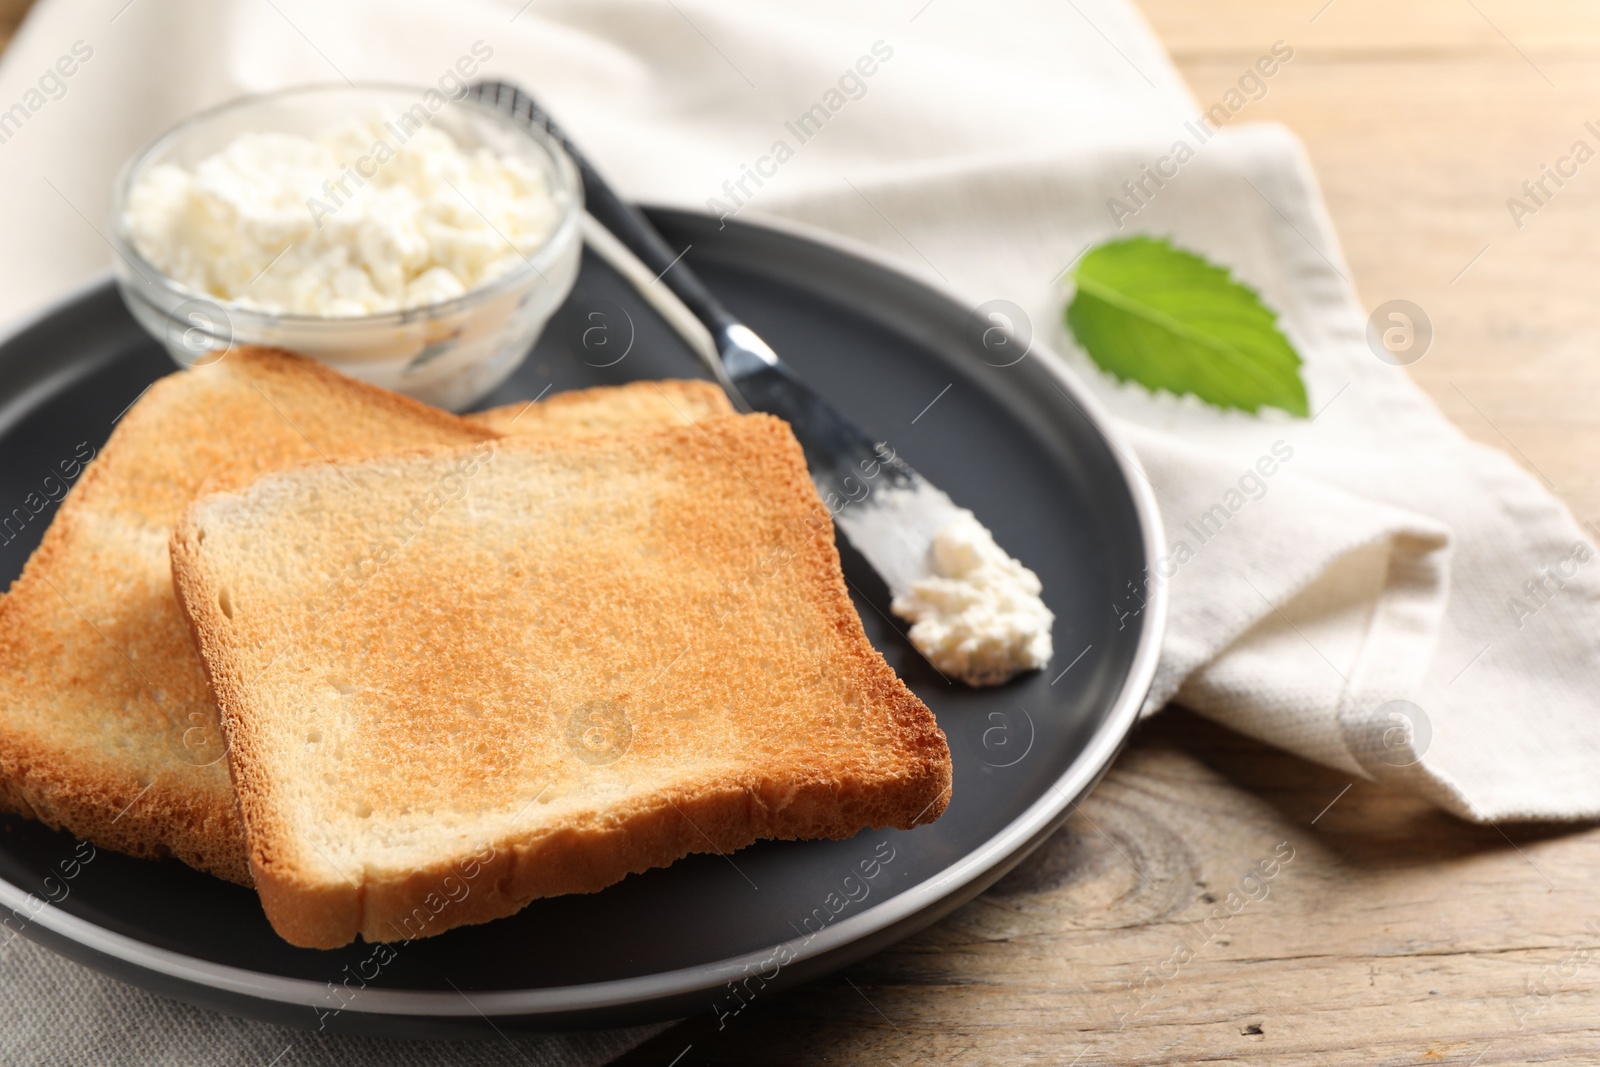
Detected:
left=0, top=209, right=1163, bottom=1036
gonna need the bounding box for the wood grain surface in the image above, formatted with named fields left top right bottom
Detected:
left=5, top=0, right=1599, bottom=1063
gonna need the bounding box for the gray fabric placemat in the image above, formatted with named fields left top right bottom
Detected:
left=0, top=937, right=670, bottom=1067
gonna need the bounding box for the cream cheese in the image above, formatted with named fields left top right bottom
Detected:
left=123, top=119, right=560, bottom=316
left=890, top=509, right=1054, bottom=686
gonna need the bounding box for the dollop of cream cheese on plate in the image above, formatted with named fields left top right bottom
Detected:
left=890, top=509, right=1055, bottom=686
left=124, top=118, right=560, bottom=316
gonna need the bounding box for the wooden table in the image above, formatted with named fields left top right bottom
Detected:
left=0, top=1, right=26, bottom=52
left=621, top=3, right=1600, bottom=1063
left=6, top=1, right=1599, bottom=1063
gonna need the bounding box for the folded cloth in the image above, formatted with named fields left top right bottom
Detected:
left=2, top=0, right=1598, bottom=1060
left=0, top=934, right=662, bottom=1067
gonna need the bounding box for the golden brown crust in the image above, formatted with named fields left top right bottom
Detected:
left=469, top=379, right=733, bottom=436
left=348, top=764, right=950, bottom=947
left=172, top=415, right=951, bottom=948
left=0, top=725, right=252, bottom=883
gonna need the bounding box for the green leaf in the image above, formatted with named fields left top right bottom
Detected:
left=1065, top=236, right=1308, bottom=417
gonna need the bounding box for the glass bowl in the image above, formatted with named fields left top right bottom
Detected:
left=109, top=84, right=583, bottom=412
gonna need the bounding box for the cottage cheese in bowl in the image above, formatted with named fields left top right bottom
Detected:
left=125, top=122, right=561, bottom=316
left=111, top=85, right=582, bottom=411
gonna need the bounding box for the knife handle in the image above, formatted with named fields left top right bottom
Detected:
left=469, top=81, right=740, bottom=342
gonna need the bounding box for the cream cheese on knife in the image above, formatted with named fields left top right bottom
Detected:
left=890, top=509, right=1055, bottom=686
left=836, top=483, right=1054, bottom=688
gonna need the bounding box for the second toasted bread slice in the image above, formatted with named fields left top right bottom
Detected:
left=469, top=378, right=732, bottom=436
left=172, top=415, right=951, bottom=948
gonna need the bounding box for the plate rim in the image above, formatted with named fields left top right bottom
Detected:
left=0, top=209, right=1168, bottom=1019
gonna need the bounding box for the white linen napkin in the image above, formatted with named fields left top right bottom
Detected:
left=2, top=0, right=1598, bottom=1059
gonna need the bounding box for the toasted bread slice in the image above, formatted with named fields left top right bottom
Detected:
left=469, top=379, right=732, bottom=436
left=0, top=362, right=728, bottom=884
left=171, top=415, right=951, bottom=947
left=0, top=349, right=493, bottom=883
